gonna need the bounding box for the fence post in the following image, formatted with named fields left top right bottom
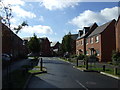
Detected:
left=76, top=59, right=78, bottom=66
left=114, top=67, right=117, bottom=75
left=86, top=60, right=88, bottom=70
left=40, top=58, right=43, bottom=71
left=103, top=65, right=105, bottom=71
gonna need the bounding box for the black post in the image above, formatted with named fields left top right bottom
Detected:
left=114, top=67, right=117, bottom=75
left=40, top=58, right=43, bottom=71
left=86, top=60, right=88, bottom=70
left=76, top=59, right=78, bottom=66
left=103, top=65, right=105, bottom=71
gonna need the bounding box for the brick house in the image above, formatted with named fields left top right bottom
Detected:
left=70, top=34, right=78, bottom=55
left=51, top=42, right=61, bottom=56
left=76, top=23, right=98, bottom=55
left=39, top=37, right=51, bottom=56
left=116, top=15, right=120, bottom=51
left=86, top=19, right=116, bottom=62
left=2, top=23, right=27, bottom=59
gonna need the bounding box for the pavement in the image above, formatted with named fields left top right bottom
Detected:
left=2, top=58, right=31, bottom=76
left=27, top=57, right=120, bottom=89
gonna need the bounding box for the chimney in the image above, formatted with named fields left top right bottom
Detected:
left=83, top=27, right=89, bottom=34
left=78, top=30, right=83, bottom=37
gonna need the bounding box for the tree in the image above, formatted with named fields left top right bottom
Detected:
left=61, top=34, right=73, bottom=55
left=28, top=34, right=41, bottom=54
left=0, top=1, right=28, bottom=33
left=14, top=21, right=28, bottom=34
left=0, top=1, right=12, bottom=27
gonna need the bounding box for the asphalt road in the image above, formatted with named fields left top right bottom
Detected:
left=27, top=57, right=120, bottom=89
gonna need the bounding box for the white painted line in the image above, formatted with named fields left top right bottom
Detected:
left=76, top=80, right=89, bottom=90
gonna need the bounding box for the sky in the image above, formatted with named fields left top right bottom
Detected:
left=0, top=0, right=120, bottom=43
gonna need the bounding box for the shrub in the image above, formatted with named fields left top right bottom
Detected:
left=77, top=54, right=85, bottom=60
left=70, top=54, right=77, bottom=58
left=112, top=50, right=120, bottom=65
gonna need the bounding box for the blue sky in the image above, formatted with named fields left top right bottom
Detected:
left=1, top=0, right=119, bottom=42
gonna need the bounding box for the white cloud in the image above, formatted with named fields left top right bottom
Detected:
left=21, top=25, right=53, bottom=34
left=11, top=5, right=36, bottom=18
left=39, top=0, right=81, bottom=10
left=68, top=6, right=119, bottom=29
left=2, top=0, right=25, bottom=6
left=39, top=16, right=44, bottom=22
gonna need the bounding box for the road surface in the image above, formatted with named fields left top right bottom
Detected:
left=27, top=57, right=120, bottom=89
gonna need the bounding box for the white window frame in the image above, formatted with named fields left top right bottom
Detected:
left=81, top=40, right=83, bottom=46
left=95, top=36, right=99, bottom=43
left=90, top=37, right=93, bottom=44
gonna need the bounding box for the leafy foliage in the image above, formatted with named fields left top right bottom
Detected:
left=0, top=1, right=28, bottom=34
left=28, top=34, right=40, bottom=53
left=14, top=21, right=28, bottom=34
left=0, top=1, right=13, bottom=27
left=112, top=50, right=120, bottom=65
left=61, top=34, right=73, bottom=54
left=77, top=54, right=85, bottom=60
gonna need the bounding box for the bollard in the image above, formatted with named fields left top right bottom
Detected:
left=103, top=65, right=105, bottom=71
left=76, top=59, right=78, bottom=66
left=86, top=60, right=88, bottom=70
left=40, top=58, right=43, bottom=71
left=114, top=67, right=117, bottom=75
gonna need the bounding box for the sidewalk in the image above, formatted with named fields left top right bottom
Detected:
left=2, top=58, right=31, bottom=76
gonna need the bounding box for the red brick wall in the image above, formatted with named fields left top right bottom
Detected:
left=101, top=20, right=116, bottom=62
left=76, top=38, right=84, bottom=55
left=86, top=35, right=102, bottom=61
left=116, top=17, right=120, bottom=51
left=41, top=38, right=51, bottom=56
left=2, top=24, right=27, bottom=59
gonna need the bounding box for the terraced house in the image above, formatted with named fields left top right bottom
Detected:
left=86, top=19, right=116, bottom=62
left=76, top=23, right=98, bottom=55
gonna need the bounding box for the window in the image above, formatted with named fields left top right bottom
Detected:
left=96, top=50, right=100, bottom=56
left=81, top=40, right=83, bottom=45
left=95, top=36, right=99, bottom=43
left=90, top=37, right=93, bottom=44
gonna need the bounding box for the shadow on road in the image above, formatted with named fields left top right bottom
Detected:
left=27, top=75, right=58, bottom=88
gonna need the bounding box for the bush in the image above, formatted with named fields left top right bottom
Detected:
left=70, top=54, right=77, bottom=58
left=77, top=54, right=85, bottom=60
left=112, top=50, right=120, bottom=65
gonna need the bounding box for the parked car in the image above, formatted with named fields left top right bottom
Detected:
left=2, top=54, right=11, bottom=61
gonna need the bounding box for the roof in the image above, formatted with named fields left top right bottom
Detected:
left=77, top=23, right=98, bottom=40
left=51, top=42, right=58, bottom=47
left=70, top=34, right=78, bottom=40
left=88, top=19, right=116, bottom=38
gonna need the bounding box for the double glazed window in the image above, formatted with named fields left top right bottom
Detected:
left=90, top=37, right=93, bottom=44
left=95, top=36, right=99, bottom=43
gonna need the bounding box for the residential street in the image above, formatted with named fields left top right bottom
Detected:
left=27, top=57, right=120, bottom=89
